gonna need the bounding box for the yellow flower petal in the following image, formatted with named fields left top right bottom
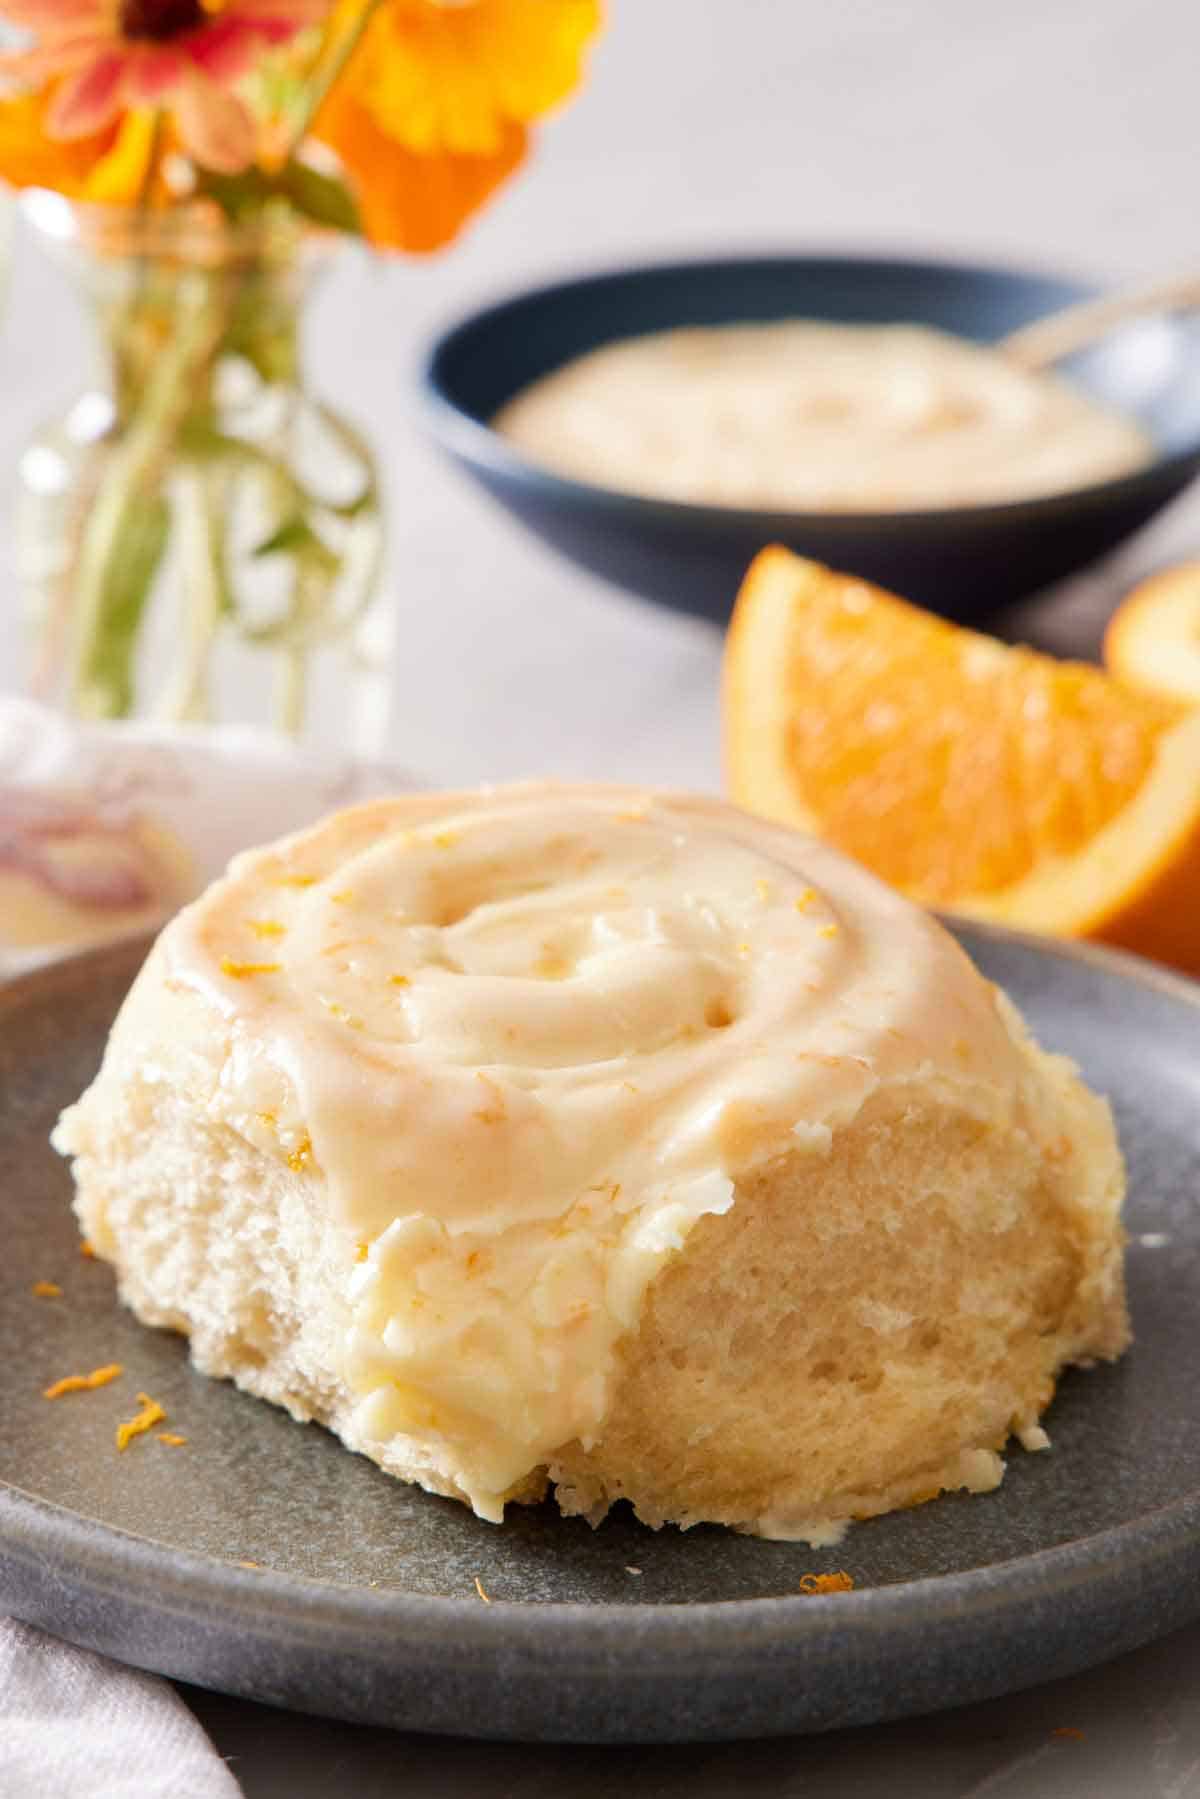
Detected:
left=316, top=80, right=526, bottom=250
left=325, top=0, right=600, bottom=155
left=0, top=84, right=117, bottom=194
left=82, top=106, right=160, bottom=203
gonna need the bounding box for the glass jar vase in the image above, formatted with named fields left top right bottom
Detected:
left=16, top=192, right=388, bottom=752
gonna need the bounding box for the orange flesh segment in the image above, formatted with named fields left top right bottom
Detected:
left=724, top=548, right=1200, bottom=972
left=745, top=553, right=1182, bottom=901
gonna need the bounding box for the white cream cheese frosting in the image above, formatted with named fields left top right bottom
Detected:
left=66, top=783, right=1079, bottom=1523
left=494, top=321, right=1153, bottom=511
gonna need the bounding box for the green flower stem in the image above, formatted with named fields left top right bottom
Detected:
left=68, top=271, right=235, bottom=717
left=155, top=461, right=227, bottom=722
left=286, top=0, right=388, bottom=154
left=278, top=638, right=308, bottom=736
left=274, top=526, right=332, bottom=731
left=40, top=216, right=383, bottom=734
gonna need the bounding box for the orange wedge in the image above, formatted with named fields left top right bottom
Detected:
left=1104, top=562, right=1200, bottom=709
left=724, top=547, right=1200, bottom=973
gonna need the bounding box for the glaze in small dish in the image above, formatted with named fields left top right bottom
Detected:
left=420, top=254, right=1200, bottom=622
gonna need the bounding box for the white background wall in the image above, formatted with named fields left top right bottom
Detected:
left=2, top=0, right=1198, bottom=786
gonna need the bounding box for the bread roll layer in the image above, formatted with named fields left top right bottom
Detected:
left=54, top=785, right=1128, bottom=1540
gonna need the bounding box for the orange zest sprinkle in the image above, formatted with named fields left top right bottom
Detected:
left=331, top=889, right=355, bottom=903
left=432, top=830, right=459, bottom=849
left=355, top=1241, right=369, bottom=1262
left=287, top=1133, right=313, bottom=1173
left=819, top=924, right=840, bottom=939
left=220, top=958, right=280, bottom=979
left=31, top=1281, right=63, bottom=1299
left=116, top=1393, right=166, bottom=1450
left=474, top=1576, right=492, bottom=1603
left=798, top=1570, right=855, bottom=1595
left=794, top=888, right=817, bottom=912
left=247, top=919, right=286, bottom=939
left=44, top=1363, right=123, bottom=1399
left=79, top=1239, right=97, bottom=1259
left=157, top=1432, right=188, bottom=1447
left=320, top=997, right=363, bottom=1028
left=389, top=973, right=410, bottom=987
left=274, top=873, right=316, bottom=888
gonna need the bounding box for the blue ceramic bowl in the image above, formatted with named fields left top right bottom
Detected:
left=419, top=253, right=1200, bottom=624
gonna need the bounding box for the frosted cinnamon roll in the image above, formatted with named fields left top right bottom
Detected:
left=54, top=785, right=1128, bottom=1541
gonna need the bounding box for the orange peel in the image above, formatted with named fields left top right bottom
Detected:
left=724, top=548, right=1200, bottom=974
left=1104, top=561, right=1200, bottom=709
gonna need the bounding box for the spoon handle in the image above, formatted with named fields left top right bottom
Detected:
left=1000, top=273, right=1200, bottom=371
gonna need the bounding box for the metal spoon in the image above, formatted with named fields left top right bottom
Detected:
left=1000, top=273, right=1200, bottom=371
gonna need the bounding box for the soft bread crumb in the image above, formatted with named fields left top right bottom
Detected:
left=58, top=1058, right=1126, bottom=1537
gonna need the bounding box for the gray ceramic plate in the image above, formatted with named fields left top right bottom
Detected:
left=1, top=925, right=1198, bottom=1744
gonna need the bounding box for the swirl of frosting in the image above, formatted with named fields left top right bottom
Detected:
left=166, top=785, right=1045, bottom=1517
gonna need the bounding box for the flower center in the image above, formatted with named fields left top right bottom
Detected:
left=119, top=0, right=205, bottom=41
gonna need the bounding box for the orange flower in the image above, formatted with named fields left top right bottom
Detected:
left=0, top=0, right=331, bottom=172
left=0, top=84, right=118, bottom=193
left=314, top=0, right=601, bottom=251
left=316, top=84, right=524, bottom=251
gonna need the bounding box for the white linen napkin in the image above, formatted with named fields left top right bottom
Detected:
left=1, top=699, right=419, bottom=1796
left=0, top=696, right=411, bottom=980
left=0, top=1619, right=243, bottom=1798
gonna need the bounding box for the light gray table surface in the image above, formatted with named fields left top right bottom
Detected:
left=3, top=3, right=1200, bottom=1792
